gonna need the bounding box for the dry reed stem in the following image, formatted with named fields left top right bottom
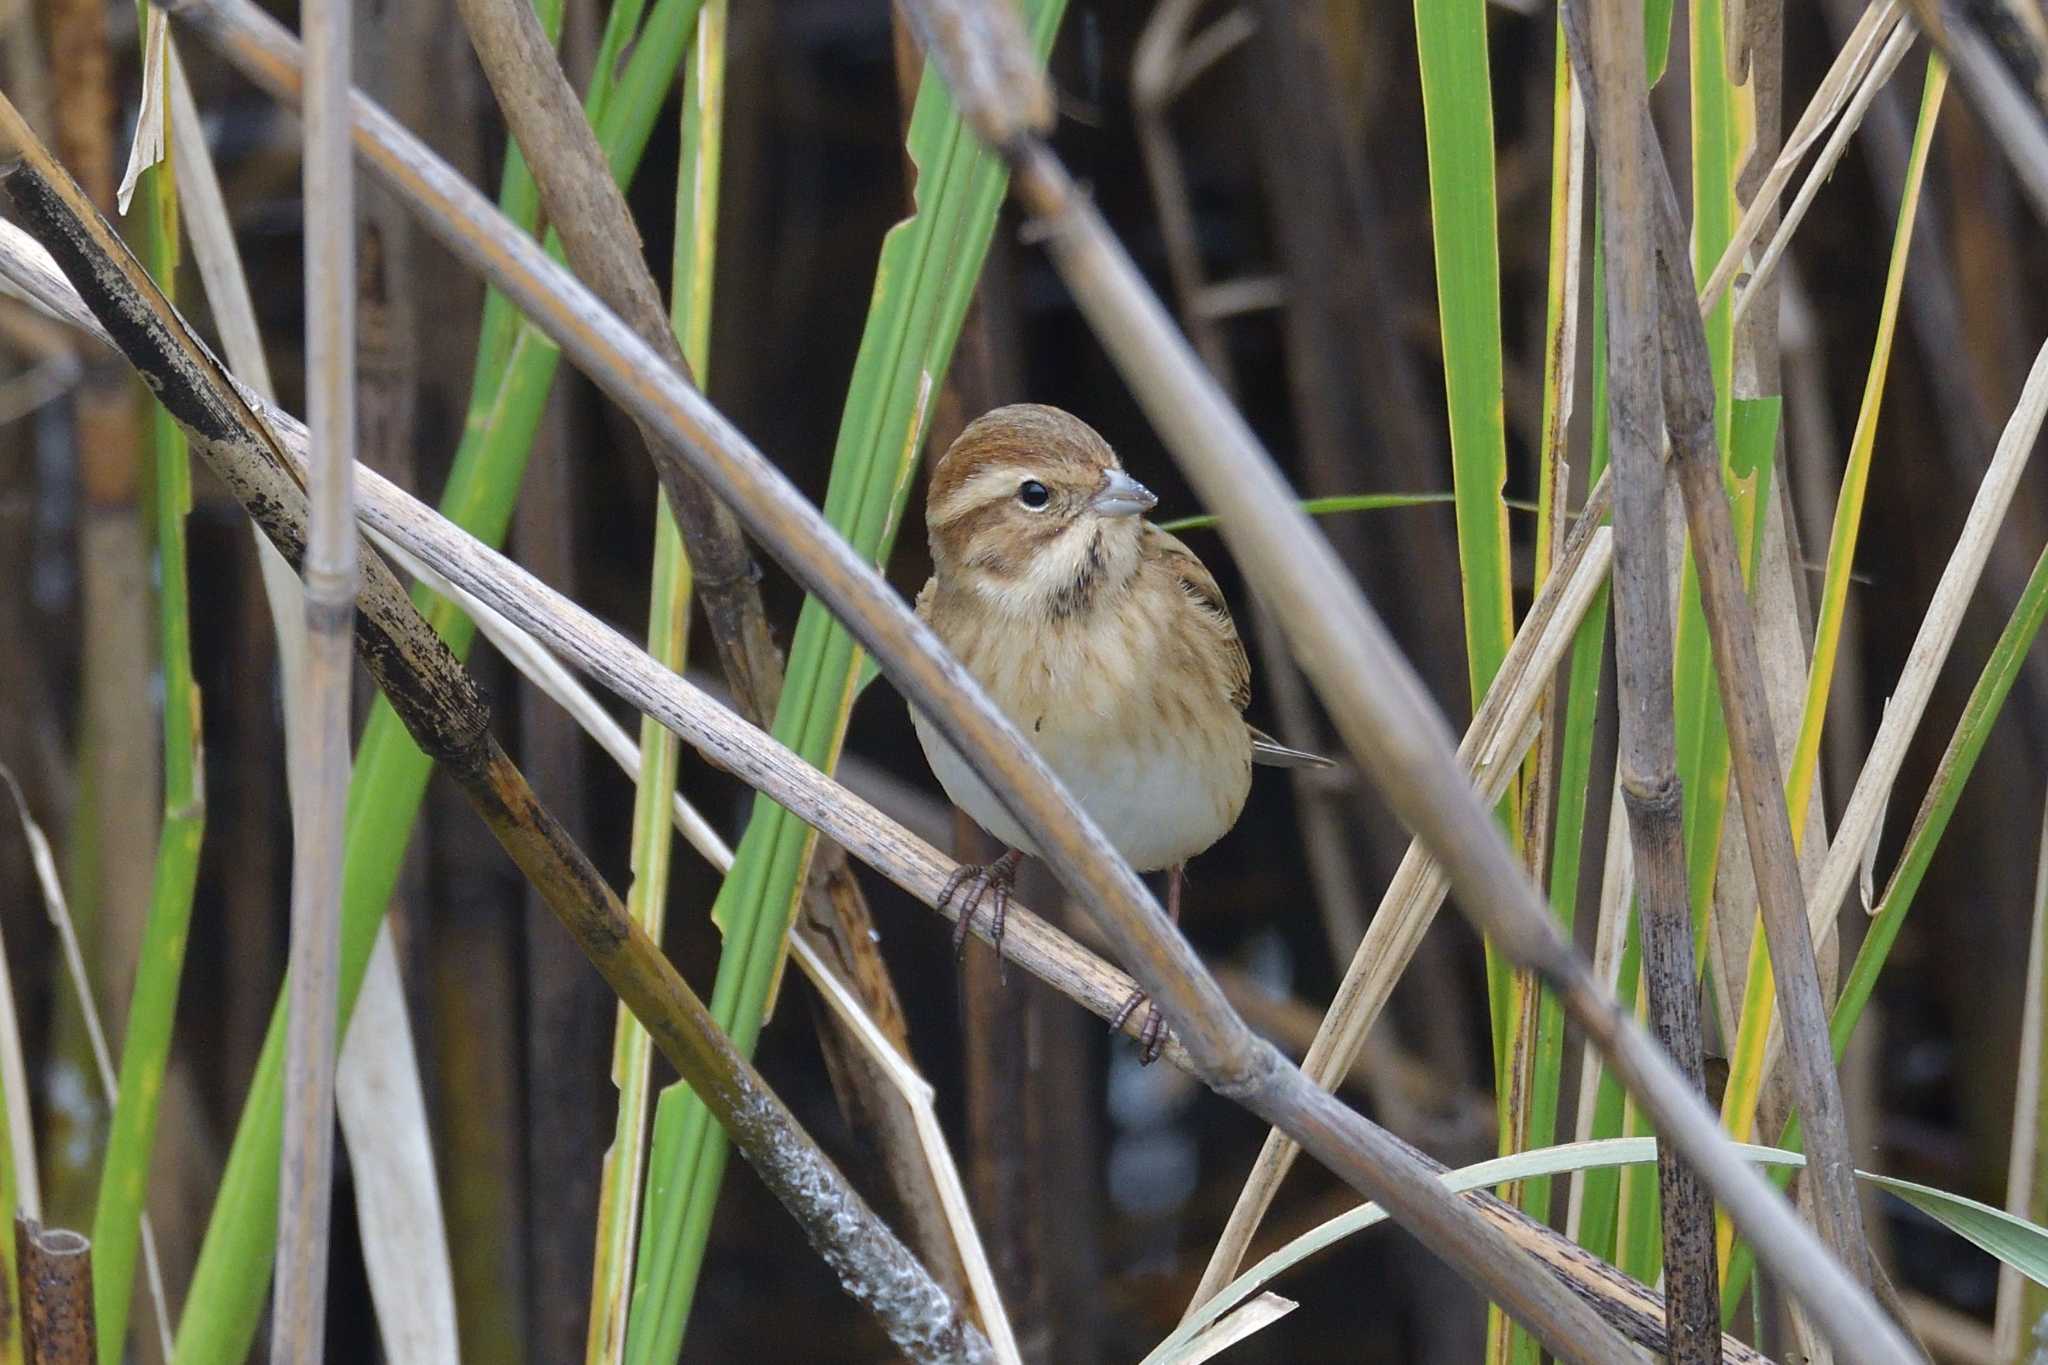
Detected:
left=0, top=118, right=997, bottom=1365
left=1579, top=3, right=1721, bottom=1356
left=0, top=215, right=1807, bottom=1365
left=273, top=0, right=354, bottom=1357
left=16, top=1219, right=92, bottom=1365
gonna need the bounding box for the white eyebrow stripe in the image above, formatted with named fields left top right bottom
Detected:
left=931, top=465, right=1037, bottom=524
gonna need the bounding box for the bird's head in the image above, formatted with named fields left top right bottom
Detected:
left=925, top=404, right=1155, bottom=618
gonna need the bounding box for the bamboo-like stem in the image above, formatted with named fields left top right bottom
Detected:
left=273, top=0, right=354, bottom=1355
left=0, top=130, right=999, bottom=1365
left=17, top=1220, right=94, bottom=1365
left=1578, top=3, right=1719, bottom=1357
left=450, top=0, right=782, bottom=726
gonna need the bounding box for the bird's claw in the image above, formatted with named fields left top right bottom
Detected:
left=1111, top=988, right=1169, bottom=1065
left=940, top=850, right=1023, bottom=973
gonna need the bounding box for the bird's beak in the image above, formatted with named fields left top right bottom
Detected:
left=1089, top=468, right=1157, bottom=518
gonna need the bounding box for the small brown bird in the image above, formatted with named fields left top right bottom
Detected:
left=911, top=404, right=1328, bottom=1060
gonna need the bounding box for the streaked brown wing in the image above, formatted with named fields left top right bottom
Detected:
left=1144, top=525, right=1252, bottom=712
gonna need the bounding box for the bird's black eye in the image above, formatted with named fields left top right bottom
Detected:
left=1017, top=479, right=1051, bottom=509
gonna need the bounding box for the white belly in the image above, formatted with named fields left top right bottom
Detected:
left=910, top=707, right=1244, bottom=872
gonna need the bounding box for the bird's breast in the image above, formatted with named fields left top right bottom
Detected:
left=911, top=583, right=1252, bottom=871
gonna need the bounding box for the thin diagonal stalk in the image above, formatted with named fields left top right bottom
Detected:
left=1696, top=0, right=1906, bottom=312
left=273, top=0, right=354, bottom=1353
left=1186, top=509, right=1616, bottom=1315
left=0, top=137, right=997, bottom=1364
left=1731, top=17, right=1918, bottom=331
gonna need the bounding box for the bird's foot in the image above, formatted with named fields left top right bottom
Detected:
left=1110, top=988, right=1169, bottom=1065
left=941, top=848, right=1025, bottom=971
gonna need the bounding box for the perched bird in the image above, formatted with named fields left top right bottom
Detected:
left=910, top=403, right=1329, bottom=1060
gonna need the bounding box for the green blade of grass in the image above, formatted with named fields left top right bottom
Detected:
left=1490, top=39, right=1585, bottom=1363
left=620, top=5, right=1068, bottom=1358
left=1411, top=0, right=1516, bottom=1100
left=92, top=120, right=203, bottom=1362
left=1523, top=48, right=1602, bottom=1227
left=586, top=2, right=723, bottom=1359
left=168, top=4, right=703, bottom=1359
left=1668, top=0, right=1745, bottom=960
left=1646, top=0, right=1676, bottom=85
left=1567, top=239, right=1635, bottom=1271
